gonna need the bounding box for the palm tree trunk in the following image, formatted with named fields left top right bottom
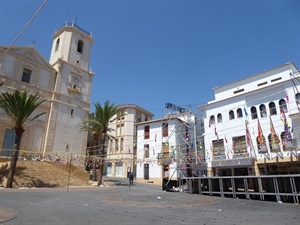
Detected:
left=97, top=159, right=103, bottom=186
left=92, top=159, right=97, bottom=181
left=97, top=137, right=106, bottom=186
left=91, top=139, right=98, bottom=181
left=6, top=129, right=23, bottom=188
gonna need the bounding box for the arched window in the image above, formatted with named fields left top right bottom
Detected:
left=217, top=113, right=222, bottom=123
left=236, top=108, right=243, bottom=118
left=259, top=104, right=267, bottom=118
left=251, top=106, right=257, bottom=119
left=55, top=38, right=60, bottom=51
left=295, top=93, right=300, bottom=104
left=269, top=102, right=277, bottom=115
left=256, top=136, right=267, bottom=154
left=209, top=115, right=215, bottom=126
left=279, top=99, right=287, bottom=113
left=268, top=133, right=280, bottom=152
left=229, top=110, right=235, bottom=120
left=77, top=40, right=84, bottom=53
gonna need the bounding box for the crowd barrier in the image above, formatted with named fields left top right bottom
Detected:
left=183, top=174, right=300, bottom=204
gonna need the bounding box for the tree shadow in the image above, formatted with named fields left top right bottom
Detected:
left=0, top=163, right=9, bottom=185
left=14, top=166, right=58, bottom=187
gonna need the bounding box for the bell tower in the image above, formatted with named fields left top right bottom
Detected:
left=49, top=21, right=93, bottom=71
left=43, top=21, right=94, bottom=163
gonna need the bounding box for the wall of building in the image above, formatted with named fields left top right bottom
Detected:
left=200, top=63, right=300, bottom=176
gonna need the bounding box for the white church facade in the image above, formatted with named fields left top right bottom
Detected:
left=0, top=22, right=94, bottom=164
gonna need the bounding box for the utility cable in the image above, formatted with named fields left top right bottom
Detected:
left=0, top=0, right=48, bottom=62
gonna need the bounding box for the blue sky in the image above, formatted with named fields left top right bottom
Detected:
left=0, top=0, right=299, bottom=118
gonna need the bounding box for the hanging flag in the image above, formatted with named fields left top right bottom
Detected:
left=244, top=106, right=249, bottom=117
left=285, top=91, right=289, bottom=103
left=155, top=132, right=157, bottom=142
left=245, top=122, right=251, bottom=146
left=245, top=121, right=257, bottom=159
left=257, top=119, right=263, bottom=144
left=281, top=109, right=291, bottom=142
left=269, top=116, right=279, bottom=147
left=214, top=126, right=219, bottom=142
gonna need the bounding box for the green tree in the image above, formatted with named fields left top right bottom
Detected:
left=0, top=90, right=45, bottom=188
left=80, top=101, right=118, bottom=185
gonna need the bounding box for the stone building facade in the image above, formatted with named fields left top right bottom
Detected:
left=0, top=22, right=94, bottom=164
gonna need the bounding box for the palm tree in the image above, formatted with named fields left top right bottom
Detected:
left=80, top=101, right=118, bottom=185
left=0, top=90, right=45, bottom=188
left=80, top=112, right=103, bottom=181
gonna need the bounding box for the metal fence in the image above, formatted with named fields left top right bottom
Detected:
left=183, top=174, right=300, bottom=204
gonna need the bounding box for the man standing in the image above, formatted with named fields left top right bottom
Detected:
left=129, top=172, right=134, bottom=185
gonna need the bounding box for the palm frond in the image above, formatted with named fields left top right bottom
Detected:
left=0, top=90, right=45, bottom=129
left=79, top=101, right=118, bottom=146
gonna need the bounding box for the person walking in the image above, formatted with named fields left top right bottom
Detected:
left=129, top=172, right=134, bottom=185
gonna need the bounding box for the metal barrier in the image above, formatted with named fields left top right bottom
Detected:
left=184, top=175, right=300, bottom=204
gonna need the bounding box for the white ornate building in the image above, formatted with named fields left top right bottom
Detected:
left=199, top=62, right=300, bottom=176
left=0, top=22, right=94, bottom=164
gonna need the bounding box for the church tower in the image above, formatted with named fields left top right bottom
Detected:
left=43, top=21, right=94, bottom=163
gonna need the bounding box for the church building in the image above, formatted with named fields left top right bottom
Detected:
left=0, top=21, right=94, bottom=164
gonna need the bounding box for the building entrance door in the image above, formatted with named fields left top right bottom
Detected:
left=144, top=163, right=149, bottom=180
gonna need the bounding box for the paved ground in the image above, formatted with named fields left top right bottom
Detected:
left=0, top=178, right=299, bottom=225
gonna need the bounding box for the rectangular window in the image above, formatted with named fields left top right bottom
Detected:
left=232, top=136, right=247, bottom=155
left=271, top=77, right=282, bottom=82
left=21, top=68, right=31, bottom=83
left=117, top=125, right=121, bottom=136
left=257, top=81, right=267, bottom=87
left=233, top=89, right=244, bottom=94
left=144, top=125, right=150, bottom=139
left=212, top=139, right=225, bottom=156
left=120, top=138, right=124, bottom=152
left=144, top=144, right=149, bottom=158
left=109, top=140, right=113, bottom=154
left=162, top=123, right=168, bottom=137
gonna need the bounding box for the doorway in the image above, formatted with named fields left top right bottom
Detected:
left=144, top=163, right=149, bottom=180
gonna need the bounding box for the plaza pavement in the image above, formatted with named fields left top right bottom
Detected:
left=0, top=177, right=299, bottom=225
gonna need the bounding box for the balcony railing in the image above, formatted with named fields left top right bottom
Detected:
left=57, top=21, right=92, bottom=37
